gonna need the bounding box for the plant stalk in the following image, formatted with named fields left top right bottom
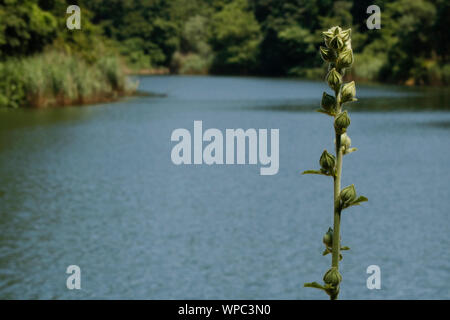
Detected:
left=331, top=92, right=343, bottom=299
left=304, top=26, right=367, bottom=300
left=332, top=136, right=343, bottom=264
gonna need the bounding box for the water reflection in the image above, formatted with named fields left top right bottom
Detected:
left=0, top=76, right=449, bottom=299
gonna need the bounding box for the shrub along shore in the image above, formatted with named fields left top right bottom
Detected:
left=0, top=51, right=137, bottom=109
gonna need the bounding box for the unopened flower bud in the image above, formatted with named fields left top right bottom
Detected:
left=340, top=184, right=357, bottom=207
left=339, top=28, right=351, bottom=43
left=322, top=29, right=334, bottom=40
left=323, top=227, right=333, bottom=247
left=320, top=46, right=336, bottom=63
left=334, top=111, right=350, bottom=133
left=341, top=81, right=356, bottom=104
left=336, top=48, right=353, bottom=69
left=319, top=150, right=335, bottom=172
left=323, top=26, right=341, bottom=47
left=326, top=68, right=342, bottom=92
left=340, top=133, right=351, bottom=150
left=329, top=35, right=344, bottom=50
left=323, top=267, right=342, bottom=286
left=331, top=26, right=342, bottom=36
left=321, top=92, right=336, bottom=112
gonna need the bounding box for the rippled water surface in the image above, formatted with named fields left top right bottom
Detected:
left=0, top=76, right=449, bottom=299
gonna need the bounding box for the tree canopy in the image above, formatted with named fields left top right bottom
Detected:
left=0, top=0, right=449, bottom=84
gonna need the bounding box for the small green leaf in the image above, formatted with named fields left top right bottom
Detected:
left=316, top=109, right=335, bottom=116
left=302, top=170, right=331, bottom=177
left=304, top=282, right=327, bottom=292
left=302, top=170, right=321, bottom=174
left=343, top=195, right=368, bottom=209
left=340, top=246, right=350, bottom=251
left=355, top=196, right=368, bottom=202
left=322, top=248, right=331, bottom=256
left=349, top=196, right=368, bottom=206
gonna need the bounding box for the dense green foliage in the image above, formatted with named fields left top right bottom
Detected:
left=0, top=0, right=132, bottom=107
left=78, top=0, right=450, bottom=83
left=0, top=0, right=449, bottom=107
left=0, top=51, right=131, bottom=108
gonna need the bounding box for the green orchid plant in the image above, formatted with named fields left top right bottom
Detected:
left=303, top=26, right=368, bottom=300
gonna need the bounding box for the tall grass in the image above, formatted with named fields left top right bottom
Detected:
left=0, top=51, right=136, bottom=108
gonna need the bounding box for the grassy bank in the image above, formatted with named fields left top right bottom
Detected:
left=0, top=51, right=137, bottom=108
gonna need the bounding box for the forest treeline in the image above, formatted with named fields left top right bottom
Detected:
left=0, top=0, right=449, bottom=107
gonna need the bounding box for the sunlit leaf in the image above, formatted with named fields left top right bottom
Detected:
left=343, top=196, right=368, bottom=209
left=302, top=170, right=332, bottom=177
left=316, top=108, right=335, bottom=116
left=304, top=282, right=327, bottom=292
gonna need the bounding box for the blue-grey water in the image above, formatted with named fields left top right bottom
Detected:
left=0, top=76, right=449, bottom=299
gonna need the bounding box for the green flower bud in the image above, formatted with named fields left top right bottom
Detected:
left=339, top=28, right=351, bottom=43
left=324, top=27, right=343, bottom=48
left=329, top=35, right=344, bottom=50
left=319, top=150, right=335, bottom=172
left=323, top=227, right=333, bottom=247
left=340, top=184, right=357, bottom=207
left=320, top=46, right=336, bottom=63
left=322, top=29, right=334, bottom=40
left=331, top=26, right=342, bottom=36
left=323, top=267, right=342, bottom=286
left=321, top=92, right=336, bottom=112
left=336, top=48, right=353, bottom=69
left=334, top=110, right=350, bottom=134
left=345, top=39, right=353, bottom=51
left=326, top=68, right=342, bottom=92
left=329, top=36, right=344, bottom=50
left=340, top=133, right=351, bottom=150
left=341, top=81, right=356, bottom=104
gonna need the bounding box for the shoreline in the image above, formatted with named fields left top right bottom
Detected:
left=124, top=67, right=170, bottom=76
left=5, top=71, right=447, bottom=110
left=128, top=70, right=448, bottom=89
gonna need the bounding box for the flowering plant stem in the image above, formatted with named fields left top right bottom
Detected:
left=331, top=107, right=343, bottom=300
left=303, top=26, right=367, bottom=300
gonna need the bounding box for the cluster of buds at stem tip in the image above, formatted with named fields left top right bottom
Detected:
left=322, top=26, right=353, bottom=65
left=318, top=26, right=356, bottom=115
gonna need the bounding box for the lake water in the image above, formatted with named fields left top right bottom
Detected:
left=0, top=76, right=449, bottom=299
